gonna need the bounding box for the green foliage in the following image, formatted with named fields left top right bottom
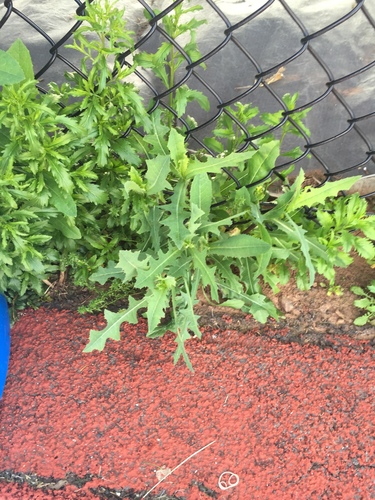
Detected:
left=0, top=2, right=152, bottom=304
left=1, top=0, right=374, bottom=368
left=205, top=93, right=311, bottom=158
left=352, top=281, right=375, bottom=326
left=0, top=39, right=30, bottom=86
left=85, top=128, right=278, bottom=369
left=77, top=279, right=134, bottom=315
left=134, top=2, right=209, bottom=126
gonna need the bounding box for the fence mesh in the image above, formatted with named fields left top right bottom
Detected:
left=1, top=0, right=375, bottom=199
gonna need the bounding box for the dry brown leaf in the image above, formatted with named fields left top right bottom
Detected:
left=353, top=328, right=375, bottom=340
left=155, top=466, right=172, bottom=481
left=265, top=66, right=285, bottom=85
left=235, top=66, right=285, bottom=90
left=50, top=480, right=68, bottom=490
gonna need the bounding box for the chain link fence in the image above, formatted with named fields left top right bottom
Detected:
left=1, top=0, right=375, bottom=198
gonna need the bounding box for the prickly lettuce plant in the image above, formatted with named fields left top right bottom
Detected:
left=205, top=92, right=310, bottom=158
left=84, top=113, right=363, bottom=368
left=84, top=123, right=278, bottom=369
left=134, top=1, right=210, bottom=126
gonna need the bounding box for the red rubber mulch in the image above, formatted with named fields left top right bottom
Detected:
left=1, top=307, right=375, bottom=499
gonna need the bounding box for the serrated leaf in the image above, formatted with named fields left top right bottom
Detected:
left=282, top=92, right=299, bottom=110
left=354, top=237, right=375, bottom=260
left=351, top=286, right=366, bottom=296
left=112, top=139, right=142, bottom=166
left=145, top=155, right=172, bottom=195
left=174, top=85, right=210, bottom=117
left=81, top=183, right=108, bottom=205
left=187, top=202, right=205, bottom=235
left=146, top=287, right=171, bottom=334
left=191, top=248, right=219, bottom=302
left=212, top=256, right=244, bottom=293
left=220, top=141, right=279, bottom=196
left=117, top=250, right=148, bottom=282
left=168, top=128, right=189, bottom=176
left=178, top=290, right=201, bottom=338
left=244, top=140, right=280, bottom=186
left=45, top=175, right=77, bottom=217
left=124, top=180, right=146, bottom=195
left=190, top=173, right=212, bottom=218
left=199, top=214, right=240, bottom=236
left=0, top=49, right=25, bottom=85
left=173, top=332, right=194, bottom=371
left=246, top=293, right=280, bottom=323
left=142, top=110, right=169, bottom=154
left=0, top=125, right=10, bottom=148
left=7, top=39, right=34, bottom=82
left=50, top=216, right=81, bottom=239
left=161, top=182, right=190, bottom=248
left=209, top=234, right=270, bottom=258
left=203, top=137, right=224, bottom=154
left=220, top=299, right=244, bottom=309
left=239, top=256, right=257, bottom=295
left=304, top=235, right=330, bottom=262
left=90, top=261, right=125, bottom=285
left=354, top=314, right=370, bottom=326
left=185, top=150, right=257, bottom=179
left=219, top=282, right=279, bottom=322
left=146, top=206, right=163, bottom=252
left=354, top=298, right=372, bottom=308
left=288, top=176, right=362, bottom=211
left=83, top=297, right=146, bottom=352
left=276, top=216, right=315, bottom=287
left=316, top=209, right=334, bottom=229
left=260, top=111, right=283, bottom=127
left=49, top=163, right=74, bottom=192
left=360, top=220, right=375, bottom=240
left=135, top=247, right=181, bottom=289
left=254, top=225, right=273, bottom=279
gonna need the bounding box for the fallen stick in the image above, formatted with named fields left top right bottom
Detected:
left=142, top=439, right=216, bottom=499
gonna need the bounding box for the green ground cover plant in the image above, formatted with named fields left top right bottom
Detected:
left=1, top=0, right=374, bottom=368
left=352, top=280, right=375, bottom=326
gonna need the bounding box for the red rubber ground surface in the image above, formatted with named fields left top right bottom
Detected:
left=1, top=308, right=375, bottom=499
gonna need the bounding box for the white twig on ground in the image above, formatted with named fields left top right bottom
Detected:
left=142, top=439, right=216, bottom=499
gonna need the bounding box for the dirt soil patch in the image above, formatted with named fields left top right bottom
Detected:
left=43, top=253, right=375, bottom=347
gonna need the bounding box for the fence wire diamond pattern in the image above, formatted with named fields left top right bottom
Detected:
left=1, top=0, right=375, bottom=198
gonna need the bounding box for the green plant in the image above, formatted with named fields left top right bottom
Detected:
left=310, top=194, right=375, bottom=284
left=1, top=0, right=374, bottom=369
left=0, top=40, right=66, bottom=303
left=0, top=45, right=27, bottom=85
left=0, top=1, right=153, bottom=303
left=134, top=2, right=210, bottom=127
left=83, top=112, right=365, bottom=368
left=351, top=281, right=375, bottom=326
left=205, top=92, right=310, bottom=159
left=84, top=125, right=280, bottom=369
left=77, top=280, right=134, bottom=315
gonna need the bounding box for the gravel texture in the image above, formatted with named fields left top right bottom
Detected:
left=1, top=308, right=375, bottom=499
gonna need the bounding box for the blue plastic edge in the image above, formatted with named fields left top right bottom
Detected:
left=0, top=294, right=10, bottom=399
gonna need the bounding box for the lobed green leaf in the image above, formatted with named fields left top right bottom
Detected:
left=209, top=234, right=270, bottom=258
